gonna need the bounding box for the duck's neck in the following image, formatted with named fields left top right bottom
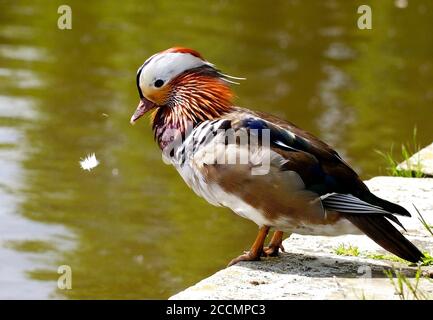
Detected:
left=151, top=69, right=234, bottom=150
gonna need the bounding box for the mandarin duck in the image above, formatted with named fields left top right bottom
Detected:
left=130, top=47, right=423, bottom=266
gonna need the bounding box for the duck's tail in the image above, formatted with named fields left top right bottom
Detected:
left=322, top=193, right=423, bottom=263
left=344, top=214, right=423, bottom=263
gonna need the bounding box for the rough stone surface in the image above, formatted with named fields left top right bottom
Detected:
left=170, top=177, right=433, bottom=300
left=397, top=142, right=433, bottom=176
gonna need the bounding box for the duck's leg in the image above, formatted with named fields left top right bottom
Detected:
left=263, top=230, right=285, bottom=257
left=227, top=226, right=270, bottom=267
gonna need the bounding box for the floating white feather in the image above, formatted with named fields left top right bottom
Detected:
left=79, top=153, right=99, bottom=171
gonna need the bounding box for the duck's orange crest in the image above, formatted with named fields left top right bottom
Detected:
left=162, top=47, right=205, bottom=60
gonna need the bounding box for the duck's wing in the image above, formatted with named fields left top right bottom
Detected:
left=238, top=108, right=412, bottom=216
left=228, top=108, right=369, bottom=197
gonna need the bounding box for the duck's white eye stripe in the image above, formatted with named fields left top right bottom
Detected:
left=139, top=52, right=207, bottom=89
left=138, top=53, right=158, bottom=74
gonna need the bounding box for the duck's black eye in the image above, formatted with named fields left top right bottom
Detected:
left=154, top=79, right=164, bottom=88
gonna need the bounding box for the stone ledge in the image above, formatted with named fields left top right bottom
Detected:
left=170, top=177, right=433, bottom=300
left=397, top=142, right=433, bottom=176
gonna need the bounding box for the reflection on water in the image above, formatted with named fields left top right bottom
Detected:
left=0, top=0, right=432, bottom=299
left=0, top=94, right=74, bottom=299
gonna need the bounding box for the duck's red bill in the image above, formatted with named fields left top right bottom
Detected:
left=130, top=98, right=156, bottom=124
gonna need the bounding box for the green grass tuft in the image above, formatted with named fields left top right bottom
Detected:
left=335, top=246, right=432, bottom=266
left=384, top=268, right=429, bottom=300
left=414, top=204, right=433, bottom=237
left=376, top=127, right=424, bottom=178
left=334, top=244, right=360, bottom=257
left=421, top=252, right=433, bottom=267
left=365, top=253, right=407, bottom=264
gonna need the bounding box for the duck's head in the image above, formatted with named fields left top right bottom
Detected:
left=130, top=47, right=242, bottom=127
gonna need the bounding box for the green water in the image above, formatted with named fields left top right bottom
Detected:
left=0, top=0, right=432, bottom=299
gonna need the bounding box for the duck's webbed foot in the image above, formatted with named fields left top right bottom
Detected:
left=263, top=230, right=285, bottom=257
left=227, top=226, right=270, bottom=267
left=227, top=251, right=262, bottom=267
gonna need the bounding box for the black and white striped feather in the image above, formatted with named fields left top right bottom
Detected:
left=321, top=193, right=406, bottom=230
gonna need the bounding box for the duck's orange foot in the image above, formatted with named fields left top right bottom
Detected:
left=227, top=226, right=270, bottom=267
left=262, top=230, right=285, bottom=257
left=227, top=251, right=262, bottom=267
left=263, top=242, right=285, bottom=257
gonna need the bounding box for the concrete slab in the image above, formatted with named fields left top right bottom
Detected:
left=170, top=177, right=433, bottom=300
